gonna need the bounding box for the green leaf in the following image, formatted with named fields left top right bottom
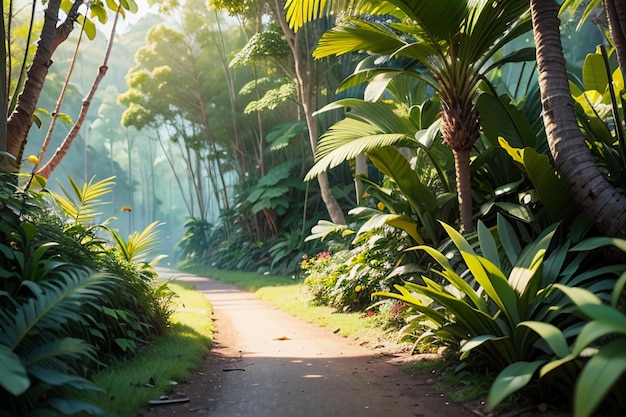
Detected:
left=460, top=334, right=502, bottom=353
left=577, top=303, right=626, bottom=333
left=0, top=345, right=30, bottom=395
left=30, top=367, right=101, bottom=391
left=488, top=360, right=546, bottom=409
left=478, top=93, right=536, bottom=149
left=519, top=321, right=569, bottom=358
left=571, top=236, right=626, bottom=252
left=77, top=15, right=97, bottom=40
left=48, top=398, right=108, bottom=415
left=574, top=339, right=626, bottom=417
left=499, top=138, right=575, bottom=222
left=497, top=213, right=521, bottom=265
left=90, top=3, right=108, bottom=24
left=582, top=52, right=609, bottom=95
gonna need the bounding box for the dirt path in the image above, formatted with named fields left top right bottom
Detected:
left=144, top=270, right=474, bottom=417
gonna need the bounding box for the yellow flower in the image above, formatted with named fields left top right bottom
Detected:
left=27, top=155, right=39, bottom=164
left=355, top=285, right=362, bottom=293
left=377, top=201, right=385, bottom=211
left=121, top=206, right=133, bottom=212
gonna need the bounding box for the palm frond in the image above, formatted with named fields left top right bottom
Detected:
left=51, top=176, right=115, bottom=224
left=109, top=221, right=163, bottom=263
left=314, top=18, right=406, bottom=58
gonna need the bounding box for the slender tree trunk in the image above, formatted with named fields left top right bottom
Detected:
left=605, top=0, right=626, bottom=72
left=36, top=8, right=122, bottom=178
left=274, top=0, right=346, bottom=224
left=454, top=148, right=473, bottom=233
left=6, top=0, right=82, bottom=172
left=531, top=0, right=626, bottom=238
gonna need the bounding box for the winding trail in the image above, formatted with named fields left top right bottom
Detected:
left=145, top=269, right=473, bottom=417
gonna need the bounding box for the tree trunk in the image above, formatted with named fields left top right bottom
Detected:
left=454, top=148, right=473, bottom=233
left=605, top=0, right=626, bottom=72
left=531, top=0, right=626, bottom=238
left=273, top=0, right=346, bottom=225
left=5, top=0, right=82, bottom=172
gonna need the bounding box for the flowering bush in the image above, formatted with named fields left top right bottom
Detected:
left=302, top=227, right=415, bottom=312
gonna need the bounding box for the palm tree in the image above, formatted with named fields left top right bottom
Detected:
left=285, top=0, right=531, bottom=232
left=530, top=0, right=626, bottom=238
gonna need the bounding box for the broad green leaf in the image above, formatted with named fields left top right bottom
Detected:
left=384, top=214, right=425, bottom=245
left=574, top=339, right=626, bottom=417
left=519, top=321, right=569, bottom=358
left=0, top=345, right=29, bottom=395
left=477, top=93, right=535, bottom=149
left=488, top=360, right=545, bottom=409
left=582, top=52, right=609, bottom=96
left=499, top=138, right=575, bottom=222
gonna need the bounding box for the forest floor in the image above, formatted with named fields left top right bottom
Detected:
left=141, top=269, right=480, bottom=417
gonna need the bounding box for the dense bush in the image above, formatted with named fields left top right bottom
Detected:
left=0, top=175, right=173, bottom=416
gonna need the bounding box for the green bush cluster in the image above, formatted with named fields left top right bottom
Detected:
left=0, top=175, right=173, bottom=416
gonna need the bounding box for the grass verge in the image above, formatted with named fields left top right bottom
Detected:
left=80, top=282, right=213, bottom=417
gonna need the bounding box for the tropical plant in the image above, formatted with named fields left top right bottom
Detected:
left=0, top=262, right=114, bottom=416
left=108, top=221, right=164, bottom=264
left=48, top=175, right=115, bottom=225
left=286, top=0, right=534, bottom=232
left=178, top=217, right=214, bottom=262
left=307, top=93, right=457, bottom=246
left=375, top=215, right=620, bottom=370
left=490, top=271, right=626, bottom=417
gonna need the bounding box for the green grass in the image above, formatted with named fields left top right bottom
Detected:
left=185, top=266, right=404, bottom=350
left=80, top=282, right=213, bottom=417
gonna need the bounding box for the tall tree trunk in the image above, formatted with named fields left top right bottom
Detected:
left=5, top=0, right=82, bottom=172
left=531, top=0, right=626, bottom=238
left=273, top=0, right=346, bottom=225
left=605, top=0, right=626, bottom=72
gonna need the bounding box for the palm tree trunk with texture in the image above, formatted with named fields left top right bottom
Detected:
left=531, top=0, right=626, bottom=238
